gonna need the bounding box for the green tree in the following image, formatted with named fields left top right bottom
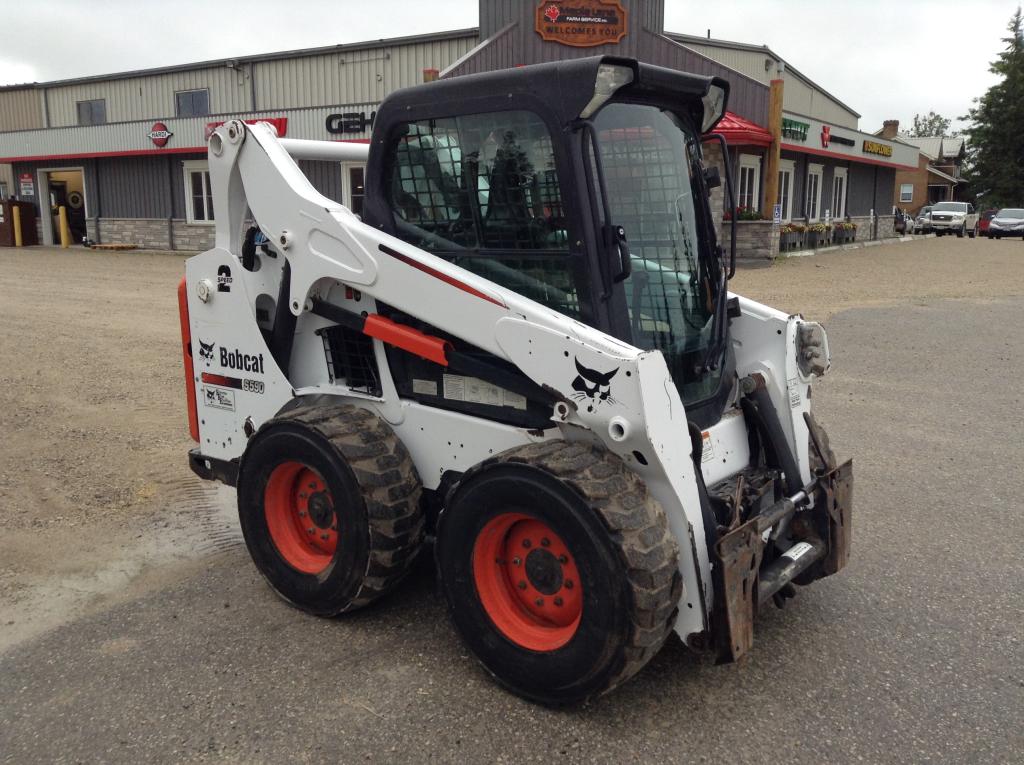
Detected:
left=963, top=7, right=1024, bottom=207
left=910, top=111, right=952, bottom=137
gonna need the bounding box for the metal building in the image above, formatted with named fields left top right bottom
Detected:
left=0, top=0, right=917, bottom=253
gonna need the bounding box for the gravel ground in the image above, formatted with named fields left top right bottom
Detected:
left=0, top=237, right=1022, bottom=763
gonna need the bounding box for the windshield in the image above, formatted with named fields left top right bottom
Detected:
left=591, top=102, right=722, bottom=404
left=996, top=208, right=1024, bottom=218
left=933, top=202, right=967, bottom=212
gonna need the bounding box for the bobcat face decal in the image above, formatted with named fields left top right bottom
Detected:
left=198, top=339, right=216, bottom=363
left=571, top=358, right=619, bottom=406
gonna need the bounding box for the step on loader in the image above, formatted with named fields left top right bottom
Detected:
left=179, top=57, right=853, bottom=705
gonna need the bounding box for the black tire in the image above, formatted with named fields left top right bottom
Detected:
left=436, top=441, right=681, bottom=705
left=237, top=403, right=423, bottom=616
left=969, top=226, right=977, bottom=239
left=957, top=225, right=965, bottom=238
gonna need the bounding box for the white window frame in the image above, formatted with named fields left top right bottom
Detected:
left=899, top=183, right=914, bottom=203
left=738, top=154, right=762, bottom=212
left=806, top=163, right=823, bottom=222
left=341, top=162, right=367, bottom=218
left=183, top=160, right=214, bottom=225
left=832, top=167, right=848, bottom=219
left=777, top=159, right=795, bottom=222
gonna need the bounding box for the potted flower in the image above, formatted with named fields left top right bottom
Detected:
left=806, top=222, right=828, bottom=249
left=779, top=223, right=804, bottom=251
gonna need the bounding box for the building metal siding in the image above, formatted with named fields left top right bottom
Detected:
left=0, top=88, right=45, bottom=131
left=254, top=36, right=477, bottom=110
left=297, top=160, right=344, bottom=202
left=45, top=67, right=253, bottom=128
left=445, top=10, right=769, bottom=127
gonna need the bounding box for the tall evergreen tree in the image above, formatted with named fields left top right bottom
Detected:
left=963, top=7, right=1024, bottom=207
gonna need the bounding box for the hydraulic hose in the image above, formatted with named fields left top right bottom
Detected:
left=740, top=375, right=803, bottom=496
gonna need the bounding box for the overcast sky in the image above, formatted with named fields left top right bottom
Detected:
left=1, top=0, right=1018, bottom=133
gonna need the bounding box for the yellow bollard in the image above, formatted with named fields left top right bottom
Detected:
left=58, top=205, right=71, bottom=248
left=12, top=204, right=22, bottom=247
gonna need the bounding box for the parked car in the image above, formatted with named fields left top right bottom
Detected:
left=988, top=208, right=1024, bottom=239
left=929, top=201, right=978, bottom=237
left=978, top=209, right=998, bottom=237
left=913, top=205, right=933, bottom=234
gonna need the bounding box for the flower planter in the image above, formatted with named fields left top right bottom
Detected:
left=806, top=231, right=823, bottom=249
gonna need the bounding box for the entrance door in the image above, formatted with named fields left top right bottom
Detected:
left=38, top=168, right=87, bottom=246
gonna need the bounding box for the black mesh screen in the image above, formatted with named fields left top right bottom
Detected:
left=319, top=325, right=381, bottom=397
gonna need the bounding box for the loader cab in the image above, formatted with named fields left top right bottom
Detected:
left=362, top=57, right=734, bottom=428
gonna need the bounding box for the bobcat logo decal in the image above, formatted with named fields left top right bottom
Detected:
left=571, top=358, right=619, bottom=405
left=198, top=339, right=216, bottom=363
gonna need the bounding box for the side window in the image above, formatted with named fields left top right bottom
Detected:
left=967, top=204, right=975, bottom=214
left=176, top=89, right=210, bottom=118
left=389, top=110, right=579, bottom=317
left=76, top=99, right=107, bottom=126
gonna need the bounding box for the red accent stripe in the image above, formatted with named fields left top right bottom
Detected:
left=780, top=143, right=918, bottom=171
left=380, top=245, right=507, bottom=308
left=0, top=146, right=206, bottom=163
left=363, top=314, right=450, bottom=366
left=201, top=372, right=242, bottom=389
left=177, top=278, right=199, bottom=442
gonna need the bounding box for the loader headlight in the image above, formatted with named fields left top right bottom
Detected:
left=797, top=322, right=830, bottom=378
left=580, top=64, right=634, bottom=119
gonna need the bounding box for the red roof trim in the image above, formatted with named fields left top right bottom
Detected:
left=710, top=112, right=773, bottom=147
left=781, top=143, right=918, bottom=171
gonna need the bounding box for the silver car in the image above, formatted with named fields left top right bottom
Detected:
left=913, top=205, right=933, bottom=234
left=988, top=208, right=1024, bottom=239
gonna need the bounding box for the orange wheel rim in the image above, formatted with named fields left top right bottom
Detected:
left=264, top=461, right=337, bottom=574
left=472, top=512, right=583, bottom=651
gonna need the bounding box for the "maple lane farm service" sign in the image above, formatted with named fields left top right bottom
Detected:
left=535, top=1, right=628, bottom=47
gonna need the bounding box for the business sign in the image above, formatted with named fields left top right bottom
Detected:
left=862, top=139, right=894, bottom=158
left=535, top=1, right=627, bottom=47
left=18, top=172, right=34, bottom=196
left=781, top=118, right=809, bottom=142
left=147, top=122, right=173, bottom=147
left=205, top=117, right=288, bottom=140
left=325, top=111, right=376, bottom=135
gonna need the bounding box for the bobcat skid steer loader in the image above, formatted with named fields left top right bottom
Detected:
left=178, top=57, right=852, bottom=705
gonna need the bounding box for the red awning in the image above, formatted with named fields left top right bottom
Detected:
left=711, top=112, right=773, bottom=147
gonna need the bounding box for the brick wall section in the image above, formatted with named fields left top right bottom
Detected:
left=89, top=218, right=214, bottom=251
left=721, top=220, right=779, bottom=260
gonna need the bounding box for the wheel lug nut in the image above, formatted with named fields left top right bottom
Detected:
left=558, top=554, right=568, bottom=564
left=565, top=580, right=574, bottom=589
left=512, top=557, right=521, bottom=566
left=308, top=482, right=316, bottom=489
left=554, top=596, right=563, bottom=607
left=518, top=581, right=528, bottom=590
left=299, top=493, right=307, bottom=499
left=299, top=511, right=307, bottom=517
left=320, top=534, right=329, bottom=541
left=534, top=598, right=544, bottom=607
left=522, top=539, right=531, bottom=549
left=541, top=537, right=551, bottom=547
left=307, top=528, right=315, bottom=534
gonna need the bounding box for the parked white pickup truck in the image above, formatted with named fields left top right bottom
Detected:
left=929, top=201, right=978, bottom=237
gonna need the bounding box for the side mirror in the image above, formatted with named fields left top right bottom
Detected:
left=703, top=166, right=721, bottom=190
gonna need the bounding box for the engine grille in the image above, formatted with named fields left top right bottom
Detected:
left=319, top=324, right=382, bottom=397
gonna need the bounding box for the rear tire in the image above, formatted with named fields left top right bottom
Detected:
left=437, top=441, right=681, bottom=705
left=969, top=226, right=977, bottom=239
left=237, top=403, right=424, bottom=616
left=957, top=225, right=965, bottom=238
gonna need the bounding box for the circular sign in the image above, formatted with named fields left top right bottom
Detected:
left=147, top=122, right=174, bottom=148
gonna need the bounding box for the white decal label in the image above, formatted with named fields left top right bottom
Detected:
left=700, top=431, right=714, bottom=463
left=787, top=378, right=802, bottom=409
left=202, top=385, right=235, bottom=411
left=412, top=378, right=438, bottom=396
left=783, top=541, right=813, bottom=562
left=443, top=375, right=527, bottom=410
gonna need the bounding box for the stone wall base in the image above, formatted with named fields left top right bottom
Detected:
left=89, top=218, right=215, bottom=252
left=721, top=220, right=779, bottom=260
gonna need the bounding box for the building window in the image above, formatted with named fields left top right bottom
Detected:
left=76, top=99, right=107, bottom=126
left=738, top=154, right=761, bottom=212
left=777, top=159, right=795, bottom=222
left=175, top=89, right=210, bottom=118
left=831, top=167, right=848, bottom=219
left=342, top=163, right=366, bottom=217
left=806, top=164, right=823, bottom=221
left=900, top=183, right=914, bottom=203
left=0, top=181, right=8, bottom=199
left=183, top=160, right=214, bottom=223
